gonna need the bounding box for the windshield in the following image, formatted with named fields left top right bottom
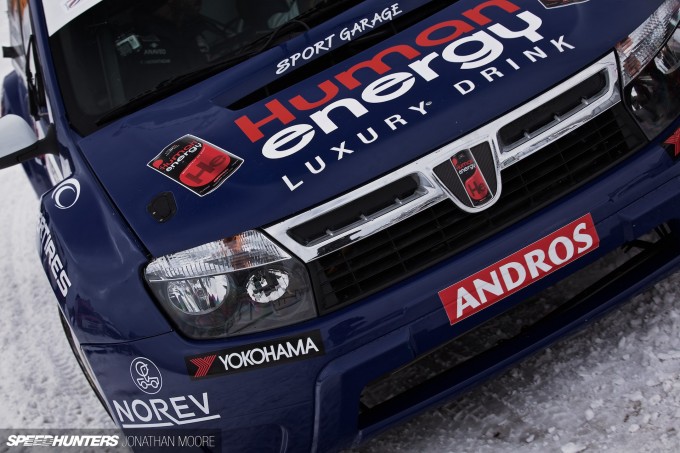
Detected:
left=49, top=0, right=365, bottom=135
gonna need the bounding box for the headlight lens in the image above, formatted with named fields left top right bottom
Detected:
left=145, top=230, right=316, bottom=339
left=616, top=0, right=680, bottom=86
left=617, top=0, right=680, bottom=138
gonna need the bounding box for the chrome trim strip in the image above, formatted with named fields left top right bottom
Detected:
left=265, top=53, right=621, bottom=263
left=299, top=173, right=439, bottom=248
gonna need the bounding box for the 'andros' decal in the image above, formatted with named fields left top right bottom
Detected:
left=231, top=0, right=578, bottom=192
left=438, top=214, right=599, bottom=325
left=148, top=135, right=243, bottom=197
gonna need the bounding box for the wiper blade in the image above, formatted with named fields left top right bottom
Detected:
left=95, top=53, right=252, bottom=126
left=242, top=0, right=363, bottom=55
left=95, top=0, right=364, bottom=126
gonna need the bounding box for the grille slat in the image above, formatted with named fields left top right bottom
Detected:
left=309, top=105, right=647, bottom=314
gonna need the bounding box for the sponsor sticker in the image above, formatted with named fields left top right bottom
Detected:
left=433, top=142, right=499, bottom=211
left=51, top=178, right=81, bottom=210
left=275, top=3, right=404, bottom=75
left=42, top=0, right=104, bottom=35
left=439, top=214, right=599, bottom=325
left=37, top=214, right=72, bottom=298
left=112, top=392, right=221, bottom=429
left=130, top=357, right=162, bottom=395
left=185, top=331, right=325, bottom=379
left=233, top=0, right=579, bottom=193
left=148, top=135, right=243, bottom=197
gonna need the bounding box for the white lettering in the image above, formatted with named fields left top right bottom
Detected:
left=188, top=393, right=211, bottom=416
left=357, top=128, right=379, bottom=144
left=457, top=287, right=481, bottom=319
left=282, top=175, right=304, bottom=191
left=131, top=401, right=153, bottom=423
left=573, top=222, right=594, bottom=253
left=488, top=11, right=543, bottom=43
left=524, top=249, right=552, bottom=279
left=408, top=101, right=429, bottom=115
left=408, top=52, right=441, bottom=81
left=480, top=67, right=504, bottom=82
left=262, top=124, right=315, bottom=159
left=548, top=236, right=574, bottom=265
left=310, top=98, right=369, bottom=134
left=362, top=72, right=416, bottom=103
left=454, top=80, right=476, bottom=95
left=331, top=142, right=354, bottom=160
left=473, top=270, right=504, bottom=304
left=441, top=31, right=504, bottom=70
left=170, top=396, right=195, bottom=419
left=305, top=156, right=326, bottom=174
left=523, top=46, right=548, bottom=63
left=499, top=261, right=526, bottom=291
left=385, top=114, right=407, bottom=130
left=551, top=35, right=575, bottom=52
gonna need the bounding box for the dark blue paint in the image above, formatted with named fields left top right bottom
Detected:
left=5, top=0, right=680, bottom=451
left=76, top=0, right=664, bottom=258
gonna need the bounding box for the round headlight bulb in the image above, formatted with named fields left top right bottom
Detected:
left=246, top=269, right=290, bottom=304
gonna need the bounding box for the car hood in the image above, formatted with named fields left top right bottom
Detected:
left=77, top=0, right=662, bottom=257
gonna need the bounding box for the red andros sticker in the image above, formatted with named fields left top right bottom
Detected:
left=148, top=135, right=243, bottom=196
left=439, top=214, right=599, bottom=325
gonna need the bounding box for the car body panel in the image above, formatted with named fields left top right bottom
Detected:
left=76, top=0, right=662, bottom=257
left=3, top=0, right=680, bottom=451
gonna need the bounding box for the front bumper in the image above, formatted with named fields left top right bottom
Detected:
left=82, top=116, right=680, bottom=453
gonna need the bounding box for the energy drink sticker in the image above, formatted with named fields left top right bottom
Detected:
left=451, top=150, right=492, bottom=206
left=432, top=142, right=499, bottom=211
left=148, top=135, right=243, bottom=197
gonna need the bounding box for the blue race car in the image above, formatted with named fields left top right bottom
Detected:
left=2, top=0, right=680, bottom=451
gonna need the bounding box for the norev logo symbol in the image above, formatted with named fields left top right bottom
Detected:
left=51, top=178, right=81, bottom=210
left=130, top=357, right=162, bottom=395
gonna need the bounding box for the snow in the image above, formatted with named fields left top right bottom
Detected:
left=1, top=8, right=680, bottom=453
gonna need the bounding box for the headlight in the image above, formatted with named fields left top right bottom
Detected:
left=145, top=230, right=316, bottom=339
left=617, top=0, right=680, bottom=138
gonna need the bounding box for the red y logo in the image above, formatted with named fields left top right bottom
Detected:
left=665, top=128, right=680, bottom=157
left=190, top=355, right=216, bottom=378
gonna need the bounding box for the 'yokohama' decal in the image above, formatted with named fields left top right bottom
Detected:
left=439, top=213, right=599, bottom=325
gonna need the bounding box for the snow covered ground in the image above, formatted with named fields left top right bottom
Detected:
left=2, top=7, right=680, bottom=453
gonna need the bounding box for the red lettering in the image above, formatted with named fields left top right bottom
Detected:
left=462, top=0, right=521, bottom=26
left=180, top=147, right=231, bottom=187
left=335, top=45, right=421, bottom=90
left=234, top=100, right=296, bottom=143
left=289, top=81, right=341, bottom=111
left=415, top=20, right=475, bottom=47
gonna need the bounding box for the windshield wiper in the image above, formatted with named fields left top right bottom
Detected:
left=94, top=53, right=254, bottom=126
left=95, top=0, right=365, bottom=126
